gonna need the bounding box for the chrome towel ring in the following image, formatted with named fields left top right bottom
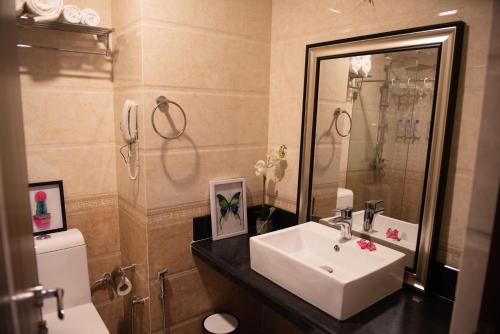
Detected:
left=151, top=96, right=187, bottom=140
left=333, top=108, right=352, bottom=137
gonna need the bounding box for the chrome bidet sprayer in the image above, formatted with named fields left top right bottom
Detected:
left=158, top=268, right=168, bottom=334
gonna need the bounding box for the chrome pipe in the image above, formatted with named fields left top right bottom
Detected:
left=131, top=296, right=149, bottom=334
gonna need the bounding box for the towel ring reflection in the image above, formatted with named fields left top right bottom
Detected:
left=333, top=108, right=352, bottom=137
left=151, top=96, right=187, bottom=140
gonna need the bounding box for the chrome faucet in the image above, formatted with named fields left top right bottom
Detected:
left=363, top=200, right=384, bottom=232
left=329, top=207, right=353, bottom=240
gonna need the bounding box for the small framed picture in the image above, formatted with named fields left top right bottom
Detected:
left=29, top=181, right=67, bottom=236
left=209, top=178, right=248, bottom=240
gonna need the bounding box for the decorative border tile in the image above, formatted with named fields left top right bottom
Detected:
left=146, top=191, right=265, bottom=228
left=65, top=193, right=118, bottom=213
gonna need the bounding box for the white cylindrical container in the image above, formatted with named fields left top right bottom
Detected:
left=203, top=313, right=239, bottom=334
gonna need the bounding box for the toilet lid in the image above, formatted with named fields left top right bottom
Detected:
left=44, top=303, right=109, bottom=334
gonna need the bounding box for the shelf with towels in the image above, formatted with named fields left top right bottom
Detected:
left=16, top=16, right=113, bottom=56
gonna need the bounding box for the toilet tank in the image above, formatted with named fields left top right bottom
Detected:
left=35, top=229, right=92, bottom=314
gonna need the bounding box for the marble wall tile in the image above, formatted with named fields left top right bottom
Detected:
left=18, top=47, right=112, bottom=89
left=449, top=88, right=484, bottom=172
left=312, top=183, right=338, bottom=218
left=313, top=143, right=342, bottom=186
left=144, top=145, right=266, bottom=209
left=26, top=145, right=117, bottom=198
left=147, top=219, right=195, bottom=278
left=88, top=252, right=123, bottom=304
left=22, top=88, right=114, bottom=146
left=119, top=207, right=149, bottom=281
left=142, top=89, right=269, bottom=151
left=318, top=59, right=350, bottom=102
left=111, top=0, right=142, bottom=30
left=148, top=266, right=231, bottom=329
left=269, top=37, right=309, bottom=94
left=142, top=0, right=271, bottom=41
left=95, top=299, right=126, bottom=334
left=141, top=23, right=270, bottom=93
left=116, top=146, right=148, bottom=211
left=112, top=27, right=143, bottom=88
left=438, top=170, right=474, bottom=268
left=148, top=261, right=258, bottom=331
left=66, top=195, right=120, bottom=258
left=267, top=94, right=303, bottom=151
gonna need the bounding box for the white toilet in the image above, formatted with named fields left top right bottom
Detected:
left=34, top=229, right=109, bottom=334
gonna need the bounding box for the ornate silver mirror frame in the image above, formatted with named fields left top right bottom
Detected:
left=297, top=22, right=464, bottom=291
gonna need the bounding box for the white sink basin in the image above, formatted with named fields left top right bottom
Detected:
left=321, top=211, right=418, bottom=268
left=250, top=222, right=405, bottom=320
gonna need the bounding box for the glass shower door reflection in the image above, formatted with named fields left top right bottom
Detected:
left=345, top=48, right=438, bottom=224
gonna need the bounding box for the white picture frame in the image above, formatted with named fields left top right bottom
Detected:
left=209, top=178, right=248, bottom=240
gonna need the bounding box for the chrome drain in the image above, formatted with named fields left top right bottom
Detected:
left=320, top=265, right=334, bottom=273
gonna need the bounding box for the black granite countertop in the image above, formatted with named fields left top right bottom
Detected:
left=191, top=233, right=453, bottom=334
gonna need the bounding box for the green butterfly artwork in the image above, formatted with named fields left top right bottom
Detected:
left=216, top=192, right=241, bottom=231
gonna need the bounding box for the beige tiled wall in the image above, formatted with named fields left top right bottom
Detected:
left=451, top=2, right=498, bottom=330
left=18, top=0, right=123, bottom=332
left=112, top=0, right=272, bottom=332
left=310, top=59, right=351, bottom=218
left=268, top=0, right=493, bottom=270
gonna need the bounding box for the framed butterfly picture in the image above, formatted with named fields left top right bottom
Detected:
left=209, top=178, right=248, bottom=240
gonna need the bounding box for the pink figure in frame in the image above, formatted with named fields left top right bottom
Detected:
left=33, top=191, right=51, bottom=229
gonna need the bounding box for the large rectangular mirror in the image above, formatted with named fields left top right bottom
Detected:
left=298, top=23, right=464, bottom=290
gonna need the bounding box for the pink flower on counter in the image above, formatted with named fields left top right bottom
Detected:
left=386, top=228, right=401, bottom=241
left=357, top=239, right=376, bottom=251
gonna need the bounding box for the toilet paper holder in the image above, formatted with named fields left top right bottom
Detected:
left=91, top=264, right=136, bottom=296
left=111, top=264, right=136, bottom=297
left=119, top=263, right=136, bottom=274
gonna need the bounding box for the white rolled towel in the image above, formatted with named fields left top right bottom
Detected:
left=350, top=56, right=363, bottom=75
left=16, top=0, right=25, bottom=16
left=60, top=4, right=81, bottom=24
left=25, top=0, right=63, bottom=22
left=80, top=8, right=100, bottom=27
left=359, top=55, right=372, bottom=77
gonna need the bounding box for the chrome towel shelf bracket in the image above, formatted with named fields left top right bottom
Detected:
left=16, top=17, right=113, bottom=56
left=151, top=96, right=187, bottom=140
